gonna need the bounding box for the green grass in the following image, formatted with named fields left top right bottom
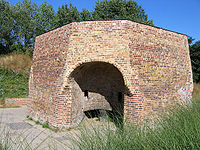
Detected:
left=27, top=117, right=57, bottom=132
left=42, top=122, right=49, bottom=129
left=71, top=98, right=200, bottom=150
left=0, top=67, right=29, bottom=104
left=27, top=115, right=33, bottom=120
left=35, top=121, right=40, bottom=125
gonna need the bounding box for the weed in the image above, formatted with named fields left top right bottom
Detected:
left=35, top=121, right=40, bottom=125
left=42, top=122, right=49, bottom=128
left=26, top=116, right=33, bottom=121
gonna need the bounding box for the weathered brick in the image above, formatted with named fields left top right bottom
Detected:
left=28, top=20, right=193, bottom=129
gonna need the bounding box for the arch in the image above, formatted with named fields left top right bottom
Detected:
left=62, top=59, right=133, bottom=92
left=66, top=61, right=130, bottom=126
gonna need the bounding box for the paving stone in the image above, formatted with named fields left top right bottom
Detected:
left=55, top=136, right=68, bottom=142
left=7, top=122, right=33, bottom=130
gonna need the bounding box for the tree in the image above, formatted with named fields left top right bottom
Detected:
left=1, top=0, right=154, bottom=55
left=15, top=0, right=39, bottom=50
left=0, top=0, right=56, bottom=55
left=0, top=0, right=19, bottom=54
left=37, top=2, right=56, bottom=34
left=80, top=8, right=93, bottom=21
left=56, top=0, right=153, bottom=27
left=190, top=40, right=200, bottom=83
left=56, top=3, right=81, bottom=27
left=188, top=36, right=195, bottom=45
left=14, top=0, right=55, bottom=54
left=92, top=0, right=153, bottom=25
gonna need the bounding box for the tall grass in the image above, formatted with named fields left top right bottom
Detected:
left=0, top=53, right=32, bottom=74
left=193, top=83, right=200, bottom=100
left=71, top=84, right=200, bottom=150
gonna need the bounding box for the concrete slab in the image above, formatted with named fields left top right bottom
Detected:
left=7, top=122, right=33, bottom=130
left=0, top=106, right=115, bottom=149
left=0, top=106, right=74, bottom=150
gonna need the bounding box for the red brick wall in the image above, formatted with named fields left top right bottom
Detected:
left=29, top=20, right=193, bottom=129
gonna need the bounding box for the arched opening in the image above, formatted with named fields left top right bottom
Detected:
left=69, top=62, right=126, bottom=126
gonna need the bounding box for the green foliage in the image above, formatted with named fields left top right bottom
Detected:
left=80, top=8, right=93, bottom=21
left=15, top=0, right=38, bottom=51
left=1, top=0, right=153, bottom=55
left=188, top=36, right=195, bottom=45
left=56, top=3, right=80, bottom=27
left=0, top=67, right=29, bottom=103
left=92, top=0, right=153, bottom=25
left=15, top=0, right=56, bottom=54
left=0, top=0, right=55, bottom=55
left=56, top=0, right=153, bottom=27
left=0, top=0, right=19, bottom=54
left=37, top=2, right=56, bottom=34
left=31, top=120, right=56, bottom=132
left=190, top=40, right=200, bottom=83
left=35, top=121, right=40, bottom=125
left=26, top=115, right=33, bottom=120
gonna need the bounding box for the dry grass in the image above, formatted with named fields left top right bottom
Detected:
left=0, top=53, right=32, bottom=74
left=193, top=83, right=200, bottom=100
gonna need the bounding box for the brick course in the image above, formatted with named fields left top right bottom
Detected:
left=5, top=98, right=29, bottom=107
left=28, top=20, right=193, bottom=129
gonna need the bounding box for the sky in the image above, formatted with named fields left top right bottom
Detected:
left=10, top=0, right=200, bottom=43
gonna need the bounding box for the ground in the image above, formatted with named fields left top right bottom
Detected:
left=0, top=106, right=116, bottom=149
left=0, top=106, right=75, bottom=149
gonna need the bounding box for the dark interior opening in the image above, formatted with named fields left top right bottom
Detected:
left=84, top=109, right=104, bottom=119
left=84, top=90, right=88, bottom=98
left=70, top=62, right=129, bottom=127
left=118, top=92, right=122, bottom=103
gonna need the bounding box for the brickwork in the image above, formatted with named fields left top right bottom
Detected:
left=28, top=20, right=193, bottom=129
left=5, top=98, right=29, bottom=107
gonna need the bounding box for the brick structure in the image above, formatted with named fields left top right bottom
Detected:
left=5, top=98, right=29, bottom=107
left=28, top=20, right=193, bottom=129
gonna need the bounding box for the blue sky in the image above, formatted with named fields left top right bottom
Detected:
left=10, top=0, right=200, bottom=43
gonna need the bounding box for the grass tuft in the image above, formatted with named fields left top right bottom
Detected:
left=35, top=121, right=40, bottom=125
left=42, top=122, right=49, bottom=129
